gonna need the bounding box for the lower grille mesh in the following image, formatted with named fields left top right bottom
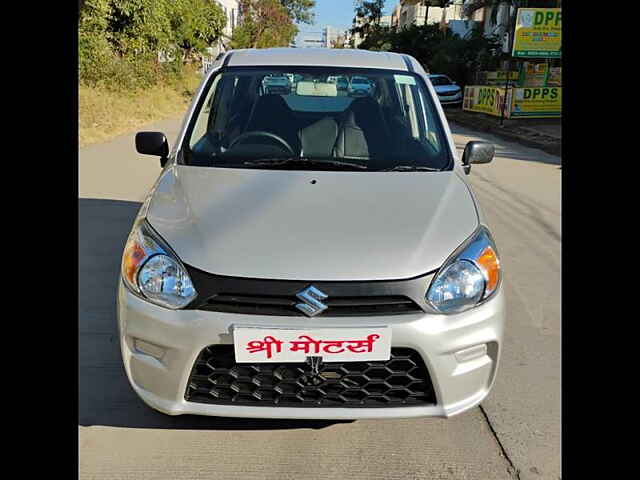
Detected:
left=185, top=346, right=436, bottom=408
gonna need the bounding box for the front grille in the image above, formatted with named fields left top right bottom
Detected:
left=185, top=346, right=436, bottom=408
left=438, top=90, right=460, bottom=97
left=184, top=265, right=434, bottom=317
left=203, top=294, right=421, bottom=316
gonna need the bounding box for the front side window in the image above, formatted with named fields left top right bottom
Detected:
left=182, top=67, right=452, bottom=171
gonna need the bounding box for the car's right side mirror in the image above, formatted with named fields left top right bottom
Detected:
left=461, top=141, right=495, bottom=175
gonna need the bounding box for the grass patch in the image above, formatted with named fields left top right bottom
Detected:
left=79, top=67, right=202, bottom=148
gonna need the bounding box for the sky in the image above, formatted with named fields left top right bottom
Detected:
left=294, top=0, right=395, bottom=46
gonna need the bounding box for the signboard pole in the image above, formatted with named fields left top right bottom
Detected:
left=500, top=11, right=516, bottom=127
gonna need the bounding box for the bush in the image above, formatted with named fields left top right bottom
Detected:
left=78, top=0, right=226, bottom=90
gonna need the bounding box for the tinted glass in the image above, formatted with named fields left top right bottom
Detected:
left=429, top=76, right=452, bottom=86
left=182, top=67, right=452, bottom=171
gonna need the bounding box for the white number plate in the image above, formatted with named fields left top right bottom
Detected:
left=233, top=327, right=391, bottom=363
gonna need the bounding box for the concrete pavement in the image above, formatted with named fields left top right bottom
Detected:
left=79, top=117, right=560, bottom=480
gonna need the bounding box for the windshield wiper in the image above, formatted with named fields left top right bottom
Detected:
left=243, top=157, right=368, bottom=170
left=381, top=165, right=442, bottom=172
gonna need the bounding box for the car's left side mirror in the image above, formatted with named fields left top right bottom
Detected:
left=461, top=141, right=494, bottom=175
left=136, top=131, right=169, bottom=167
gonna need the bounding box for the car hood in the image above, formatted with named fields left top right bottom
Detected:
left=146, top=165, right=478, bottom=280
left=434, top=85, right=461, bottom=94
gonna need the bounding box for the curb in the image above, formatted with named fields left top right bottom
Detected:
left=445, top=111, right=562, bottom=158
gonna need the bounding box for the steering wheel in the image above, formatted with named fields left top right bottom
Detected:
left=229, top=131, right=295, bottom=156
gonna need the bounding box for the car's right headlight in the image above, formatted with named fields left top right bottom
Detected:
left=121, top=218, right=197, bottom=309
left=426, top=226, right=501, bottom=314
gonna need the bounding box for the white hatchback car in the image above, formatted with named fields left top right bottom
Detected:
left=119, top=48, right=504, bottom=419
left=429, top=74, right=463, bottom=106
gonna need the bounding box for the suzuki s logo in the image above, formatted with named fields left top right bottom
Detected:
left=295, top=286, right=328, bottom=317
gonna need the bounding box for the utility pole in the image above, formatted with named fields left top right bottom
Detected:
left=499, top=4, right=516, bottom=127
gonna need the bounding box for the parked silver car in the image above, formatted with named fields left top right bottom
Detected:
left=120, top=48, right=504, bottom=419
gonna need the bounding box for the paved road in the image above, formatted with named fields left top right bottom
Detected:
left=79, top=117, right=560, bottom=480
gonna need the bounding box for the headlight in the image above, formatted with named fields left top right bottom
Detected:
left=121, top=218, right=197, bottom=309
left=426, top=226, right=501, bottom=314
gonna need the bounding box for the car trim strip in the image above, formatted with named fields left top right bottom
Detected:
left=402, top=55, right=414, bottom=72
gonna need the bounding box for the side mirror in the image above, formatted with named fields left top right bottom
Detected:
left=136, top=131, right=169, bottom=167
left=461, top=141, right=494, bottom=175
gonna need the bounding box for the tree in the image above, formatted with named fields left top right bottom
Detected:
left=79, top=0, right=228, bottom=87
left=231, top=0, right=298, bottom=49
left=108, top=0, right=174, bottom=56
left=79, top=0, right=116, bottom=82
left=358, top=21, right=502, bottom=86
left=354, top=0, right=385, bottom=26
left=280, top=0, right=315, bottom=25
left=331, top=35, right=347, bottom=49
left=169, top=0, right=226, bottom=63
left=351, top=0, right=385, bottom=40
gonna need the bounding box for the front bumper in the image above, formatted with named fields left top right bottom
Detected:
left=117, top=281, right=505, bottom=419
left=437, top=92, right=463, bottom=105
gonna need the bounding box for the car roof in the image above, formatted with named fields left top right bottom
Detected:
left=224, top=48, right=416, bottom=72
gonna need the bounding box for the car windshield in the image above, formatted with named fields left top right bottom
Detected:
left=429, top=76, right=452, bottom=86
left=182, top=66, right=452, bottom=171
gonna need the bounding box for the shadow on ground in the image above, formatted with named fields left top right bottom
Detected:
left=79, top=198, right=349, bottom=431
left=452, top=138, right=561, bottom=166
left=449, top=124, right=561, bottom=166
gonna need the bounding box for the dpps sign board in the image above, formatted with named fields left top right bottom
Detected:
left=463, top=86, right=508, bottom=117
left=464, top=86, right=562, bottom=118
left=510, top=87, right=562, bottom=118
left=512, top=8, right=561, bottom=58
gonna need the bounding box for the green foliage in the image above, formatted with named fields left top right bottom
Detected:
left=352, top=0, right=385, bottom=39
left=109, top=0, right=174, bottom=56
left=79, top=0, right=226, bottom=90
left=359, top=23, right=502, bottom=86
left=79, top=0, right=116, bottom=84
left=231, top=0, right=297, bottom=49
left=280, top=0, right=315, bottom=25
left=354, top=0, right=385, bottom=24
left=168, top=0, right=226, bottom=62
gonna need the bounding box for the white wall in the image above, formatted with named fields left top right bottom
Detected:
left=215, top=0, right=240, bottom=39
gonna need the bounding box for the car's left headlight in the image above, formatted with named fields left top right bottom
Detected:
left=426, top=226, right=501, bottom=314
left=121, top=218, right=197, bottom=309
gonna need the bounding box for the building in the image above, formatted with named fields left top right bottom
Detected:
left=342, top=30, right=353, bottom=48
left=391, top=4, right=401, bottom=30
left=395, top=0, right=475, bottom=33
left=379, top=15, right=392, bottom=28
left=398, top=0, right=428, bottom=30
left=323, top=26, right=339, bottom=48
left=297, top=30, right=325, bottom=48
left=209, top=0, right=240, bottom=56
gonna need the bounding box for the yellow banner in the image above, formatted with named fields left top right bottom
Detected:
left=510, top=87, right=562, bottom=118
left=463, top=86, right=508, bottom=117
left=485, top=71, right=519, bottom=85
left=512, top=8, right=561, bottom=58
